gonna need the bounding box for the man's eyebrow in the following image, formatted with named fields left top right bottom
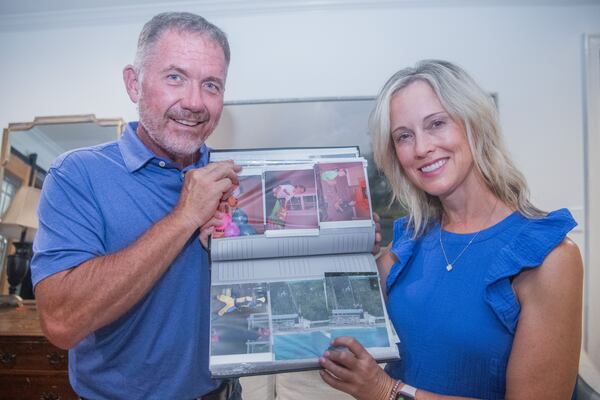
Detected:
left=160, top=65, right=225, bottom=86
left=203, top=75, right=225, bottom=87
left=160, top=65, right=188, bottom=75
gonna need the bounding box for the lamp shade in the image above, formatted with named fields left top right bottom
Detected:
left=0, top=186, right=41, bottom=242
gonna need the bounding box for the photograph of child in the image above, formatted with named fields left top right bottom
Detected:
left=316, top=161, right=371, bottom=223
left=211, top=283, right=272, bottom=357
left=213, top=174, right=265, bottom=239
left=265, top=169, right=318, bottom=230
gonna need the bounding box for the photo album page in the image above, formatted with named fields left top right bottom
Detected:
left=207, top=147, right=399, bottom=378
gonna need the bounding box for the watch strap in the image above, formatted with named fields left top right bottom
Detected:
left=398, top=383, right=417, bottom=399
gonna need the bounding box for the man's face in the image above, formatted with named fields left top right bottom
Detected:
left=134, top=29, right=227, bottom=158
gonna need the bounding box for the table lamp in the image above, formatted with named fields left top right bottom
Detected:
left=0, top=185, right=41, bottom=307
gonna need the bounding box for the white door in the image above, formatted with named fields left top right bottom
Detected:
left=581, top=33, right=600, bottom=393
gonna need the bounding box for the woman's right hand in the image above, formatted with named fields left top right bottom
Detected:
left=319, top=336, right=396, bottom=400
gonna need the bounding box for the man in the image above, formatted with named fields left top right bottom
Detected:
left=31, top=12, right=241, bottom=399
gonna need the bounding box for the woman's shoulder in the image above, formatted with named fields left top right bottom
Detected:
left=384, top=216, right=418, bottom=293
left=390, top=216, right=415, bottom=255
left=484, top=208, right=580, bottom=333
left=514, top=236, right=582, bottom=300
left=509, top=208, right=577, bottom=257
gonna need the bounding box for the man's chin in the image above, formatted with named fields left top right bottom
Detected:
left=143, top=123, right=209, bottom=159
left=163, top=141, right=204, bottom=157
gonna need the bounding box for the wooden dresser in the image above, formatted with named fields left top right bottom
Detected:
left=0, top=301, right=78, bottom=400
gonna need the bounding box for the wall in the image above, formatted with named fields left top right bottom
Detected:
left=0, top=0, right=599, bottom=382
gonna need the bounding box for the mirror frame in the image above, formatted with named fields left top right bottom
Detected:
left=1, top=114, right=125, bottom=169
left=0, top=114, right=125, bottom=295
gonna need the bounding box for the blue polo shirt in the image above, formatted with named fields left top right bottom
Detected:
left=31, top=122, right=218, bottom=399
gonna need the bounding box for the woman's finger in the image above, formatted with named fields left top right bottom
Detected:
left=319, top=369, right=351, bottom=394
left=319, top=354, right=354, bottom=382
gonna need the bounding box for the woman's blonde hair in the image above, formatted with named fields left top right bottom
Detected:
left=370, top=60, right=544, bottom=237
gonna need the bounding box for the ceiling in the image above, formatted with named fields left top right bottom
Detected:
left=1, top=0, right=597, bottom=18
left=1, top=0, right=597, bottom=32
left=0, top=0, right=172, bottom=15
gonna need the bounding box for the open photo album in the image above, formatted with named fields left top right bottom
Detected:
left=207, top=147, right=400, bottom=378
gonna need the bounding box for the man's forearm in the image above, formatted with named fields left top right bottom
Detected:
left=36, top=209, right=198, bottom=349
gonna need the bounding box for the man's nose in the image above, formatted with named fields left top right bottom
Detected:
left=180, top=84, right=205, bottom=112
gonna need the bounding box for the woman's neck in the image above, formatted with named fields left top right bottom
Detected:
left=439, top=182, right=513, bottom=234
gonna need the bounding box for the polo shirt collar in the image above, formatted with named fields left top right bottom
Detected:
left=118, top=121, right=209, bottom=172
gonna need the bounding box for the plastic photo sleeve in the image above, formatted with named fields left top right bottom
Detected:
left=213, top=174, right=265, bottom=239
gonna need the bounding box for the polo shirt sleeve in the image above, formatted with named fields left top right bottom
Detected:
left=31, top=151, right=106, bottom=288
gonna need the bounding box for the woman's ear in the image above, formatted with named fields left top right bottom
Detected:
left=123, top=65, right=140, bottom=103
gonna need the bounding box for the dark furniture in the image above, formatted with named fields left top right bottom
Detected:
left=0, top=301, right=77, bottom=400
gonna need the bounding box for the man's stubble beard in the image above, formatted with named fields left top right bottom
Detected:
left=137, top=94, right=208, bottom=158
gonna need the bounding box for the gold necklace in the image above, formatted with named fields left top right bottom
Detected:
left=439, top=200, right=498, bottom=272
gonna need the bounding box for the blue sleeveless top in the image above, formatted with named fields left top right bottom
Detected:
left=384, top=209, right=576, bottom=399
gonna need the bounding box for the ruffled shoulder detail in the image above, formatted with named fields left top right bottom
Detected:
left=386, top=216, right=417, bottom=293
left=484, top=208, right=577, bottom=334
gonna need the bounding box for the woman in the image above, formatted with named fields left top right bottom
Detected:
left=319, top=60, right=583, bottom=399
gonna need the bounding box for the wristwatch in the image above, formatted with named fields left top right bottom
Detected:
left=395, top=383, right=417, bottom=399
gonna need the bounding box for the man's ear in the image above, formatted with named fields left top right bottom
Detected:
left=123, top=65, right=140, bottom=103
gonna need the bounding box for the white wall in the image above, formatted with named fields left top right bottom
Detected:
left=1, top=4, right=598, bottom=211
left=1, top=0, right=599, bottom=379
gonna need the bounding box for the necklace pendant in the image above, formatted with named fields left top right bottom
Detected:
left=446, top=264, right=453, bottom=272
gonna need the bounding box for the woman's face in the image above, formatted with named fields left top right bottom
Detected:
left=389, top=80, right=477, bottom=200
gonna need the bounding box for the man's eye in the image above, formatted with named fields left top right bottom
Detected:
left=167, top=74, right=182, bottom=82
left=203, top=82, right=221, bottom=93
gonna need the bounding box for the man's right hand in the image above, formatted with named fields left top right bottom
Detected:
left=199, top=208, right=226, bottom=249
left=173, top=160, right=241, bottom=231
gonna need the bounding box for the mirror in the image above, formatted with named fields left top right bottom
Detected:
left=0, top=114, right=124, bottom=300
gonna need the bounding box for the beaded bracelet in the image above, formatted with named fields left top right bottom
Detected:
left=388, top=379, right=402, bottom=400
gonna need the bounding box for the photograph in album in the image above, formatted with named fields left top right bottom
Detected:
left=316, top=161, right=372, bottom=225
left=213, top=174, right=265, bottom=239
left=209, top=271, right=395, bottom=375
left=264, top=168, right=318, bottom=231
left=211, top=282, right=271, bottom=357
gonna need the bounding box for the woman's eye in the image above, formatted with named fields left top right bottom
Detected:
left=431, top=119, right=445, bottom=129
left=393, top=131, right=413, bottom=143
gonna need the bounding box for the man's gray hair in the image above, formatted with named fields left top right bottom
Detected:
left=134, top=12, right=230, bottom=76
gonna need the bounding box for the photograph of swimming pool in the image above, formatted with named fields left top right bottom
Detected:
left=210, top=272, right=393, bottom=363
